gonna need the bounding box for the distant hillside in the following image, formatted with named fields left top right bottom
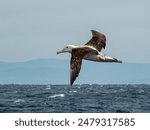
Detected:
left=0, top=59, right=150, bottom=84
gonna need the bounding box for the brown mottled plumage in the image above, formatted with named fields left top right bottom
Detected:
left=70, top=47, right=98, bottom=85
left=85, top=30, right=106, bottom=51
left=70, top=30, right=106, bottom=85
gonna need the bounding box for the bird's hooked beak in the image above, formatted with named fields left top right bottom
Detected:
left=57, top=50, right=63, bottom=54
left=56, top=48, right=65, bottom=54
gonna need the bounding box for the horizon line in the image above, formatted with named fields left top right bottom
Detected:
left=0, top=58, right=149, bottom=64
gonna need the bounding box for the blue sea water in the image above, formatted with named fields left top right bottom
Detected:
left=0, top=84, right=150, bottom=113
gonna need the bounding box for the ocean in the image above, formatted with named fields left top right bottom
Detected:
left=0, top=84, right=150, bottom=113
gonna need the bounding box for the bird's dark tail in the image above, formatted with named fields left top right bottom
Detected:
left=113, top=58, right=122, bottom=63
left=103, top=56, right=122, bottom=63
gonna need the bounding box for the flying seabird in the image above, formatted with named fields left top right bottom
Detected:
left=57, top=30, right=122, bottom=85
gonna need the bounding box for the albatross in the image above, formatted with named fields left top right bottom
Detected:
left=57, top=30, right=122, bottom=85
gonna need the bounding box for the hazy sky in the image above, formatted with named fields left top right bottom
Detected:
left=0, top=0, right=150, bottom=63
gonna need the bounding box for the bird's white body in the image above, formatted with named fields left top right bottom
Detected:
left=57, top=44, right=120, bottom=63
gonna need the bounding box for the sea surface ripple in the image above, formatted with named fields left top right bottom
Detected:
left=0, top=84, right=150, bottom=113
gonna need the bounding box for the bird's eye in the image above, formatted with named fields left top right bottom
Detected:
left=66, top=46, right=68, bottom=48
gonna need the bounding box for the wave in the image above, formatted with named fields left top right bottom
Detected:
left=48, top=94, right=65, bottom=99
left=14, top=99, right=25, bottom=104
left=46, top=85, right=51, bottom=90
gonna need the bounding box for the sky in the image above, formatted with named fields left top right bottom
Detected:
left=0, top=0, right=150, bottom=63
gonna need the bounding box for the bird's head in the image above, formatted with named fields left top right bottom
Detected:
left=57, top=45, right=77, bottom=54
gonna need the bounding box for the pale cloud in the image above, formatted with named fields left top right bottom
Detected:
left=0, top=0, right=150, bottom=63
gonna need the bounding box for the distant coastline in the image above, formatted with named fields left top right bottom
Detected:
left=0, top=59, right=150, bottom=84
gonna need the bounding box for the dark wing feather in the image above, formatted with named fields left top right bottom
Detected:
left=70, top=47, right=94, bottom=85
left=85, top=30, right=106, bottom=51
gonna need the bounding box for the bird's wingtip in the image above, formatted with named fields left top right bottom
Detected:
left=117, top=60, right=123, bottom=63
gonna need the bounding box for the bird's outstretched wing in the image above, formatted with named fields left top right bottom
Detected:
left=70, top=47, right=94, bottom=85
left=85, top=30, right=106, bottom=52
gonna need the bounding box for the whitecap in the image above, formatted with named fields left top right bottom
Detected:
left=139, top=89, right=145, bottom=93
left=119, top=88, right=125, bottom=91
left=14, top=99, right=25, bottom=104
left=48, top=94, right=65, bottom=99
left=46, top=85, right=51, bottom=90
left=69, top=90, right=77, bottom=93
left=78, top=86, right=81, bottom=89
